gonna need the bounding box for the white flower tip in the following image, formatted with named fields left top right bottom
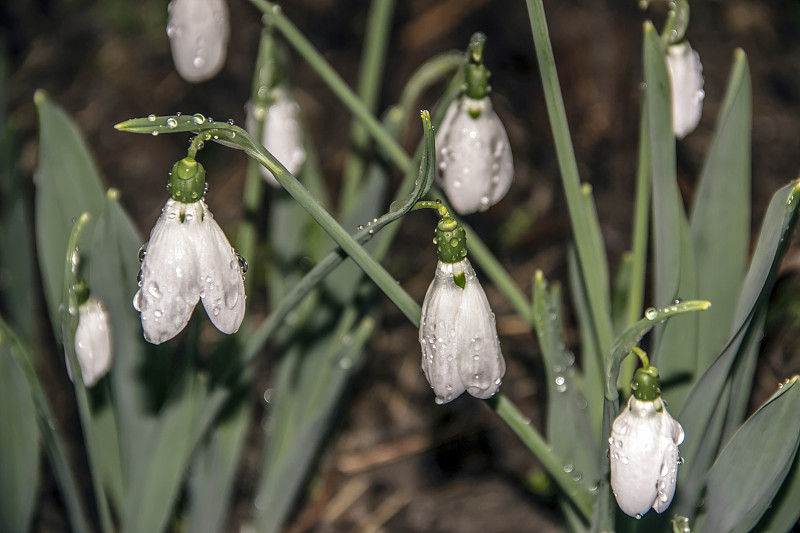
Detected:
left=72, top=298, right=113, bottom=387
left=419, top=259, right=506, bottom=403
left=435, top=96, right=514, bottom=214
left=666, top=41, right=704, bottom=139
left=167, top=0, right=230, bottom=83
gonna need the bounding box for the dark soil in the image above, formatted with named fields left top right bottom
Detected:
left=4, top=0, right=800, bottom=531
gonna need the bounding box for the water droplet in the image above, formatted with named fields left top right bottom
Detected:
left=227, top=119, right=234, bottom=125
left=148, top=282, right=162, bottom=298
left=645, top=307, right=658, bottom=320
left=148, top=114, right=156, bottom=122
left=192, top=113, right=205, bottom=124
left=435, top=396, right=445, bottom=405
left=166, top=117, right=178, bottom=128
left=153, top=309, right=163, bottom=319
left=137, top=245, right=147, bottom=263
left=635, top=513, right=642, bottom=520
left=151, top=130, right=159, bottom=136
left=225, top=290, right=239, bottom=309
left=563, top=464, right=574, bottom=473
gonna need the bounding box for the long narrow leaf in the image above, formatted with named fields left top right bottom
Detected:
left=34, top=91, right=106, bottom=329
left=675, top=179, right=800, bottom=517
left=690, top=50, right=751, bottom=372
left=700, top=376, right=800, bottom=533
left=0, top=337, right=39, bottom=533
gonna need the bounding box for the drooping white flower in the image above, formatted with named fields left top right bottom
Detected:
left=167, top=0, right=230, bottom=83
left=609, top=395, right=685, bottom=518
left=134, top=198, right=245, bottom=344
left=71, top=298, right=112, bottom=387
left=246, top=87, right=306, bottom=187
left=419, top=258, right=506, bottom=404
left=436, top=95, right=514, bottom=214
left=665, top=41, right=704, bottom=139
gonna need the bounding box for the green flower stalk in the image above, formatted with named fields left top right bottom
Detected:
left=419, top=212, right=506, bottom=403
left=134, top=155, right=246, bottom=344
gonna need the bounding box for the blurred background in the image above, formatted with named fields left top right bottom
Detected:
left=3, top=0, right=800, bottom=531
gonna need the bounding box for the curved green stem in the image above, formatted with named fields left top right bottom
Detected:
left=63, top=213, right=115, bottom=533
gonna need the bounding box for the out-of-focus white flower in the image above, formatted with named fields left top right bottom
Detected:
left=71, top=298, right=112, bottom=387
left=134, top=198, right=245, bottom=344
left=246, top=87, right=306, bottom=187
left=419, top=258, right=505, bottom=404
left=665, top=41, right=704, bottom=139
left=167, top=0, right=230, bottom=83
left=436, top=95, right=513, bottom=214
left=609, top=395, right=685, bottom=518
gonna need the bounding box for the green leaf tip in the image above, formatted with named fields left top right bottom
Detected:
left=33, top=89, right=49, bottom=107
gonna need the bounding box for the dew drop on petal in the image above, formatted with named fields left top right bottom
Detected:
left=148, top=282, right=162, bottom=299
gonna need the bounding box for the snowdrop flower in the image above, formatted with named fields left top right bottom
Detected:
left=436, top=32, right=513, bottom=214
left=419, top=216, right=505, bottom=404
left=436, top=96, right=514, bottom=214
left=167, top=0, right=230, bottom=83
left=70, top=297, right=113, bottom=387
left=134, top=157, right=246, bottom=344
left=246, top=87, right=306, bottom=187
left=609, top=366, right=685, bottom=518
left=665, top=41, right=704, bottom=139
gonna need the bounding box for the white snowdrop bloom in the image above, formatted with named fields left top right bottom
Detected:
left=665, top=41, right=704, bottom=139
left=436, top=95, right=513, bottom=214
left=419, top=258, right=506, bottom=404
left=71, top=298, right=112, bottom=387
left=609, top=395, right=685, bottom=518
left=134, top=198, right=245, bottom=344
left=167, top=0, right=230, bottom=83
left=246, top=88, right=306, bottom=187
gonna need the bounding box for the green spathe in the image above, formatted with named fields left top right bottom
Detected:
left=168, top=157, right=206, bottom=204
left=435, top=217, right=467, bottom=266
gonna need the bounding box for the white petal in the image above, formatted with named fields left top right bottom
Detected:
left=419, top=260, right=468, bottom=404
left=609, top=397, right=685, bottom=517
left=435, top=96, right=514, bottom=214
left=456, top=261, right=505, bottom=399
left=666, top=41, right=704, bottom=139
left=73, top=298, right=113, bottom=387
left=195, top=202, right=245, bottom=334
left=167, top=0, right=229, bottom=83
left=134, top=199, right=203, bottom=344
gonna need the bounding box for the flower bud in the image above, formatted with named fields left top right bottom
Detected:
left=71, top=297, right=112, bottom=387
left=167, top=0, right=230, bottom=83
left=436, top=95, right=513, bottom=214
left=665, top=41, right=704, bottom=139
left=609, top=393, right=685, bottom=518
left=246, top=87, right=306, bottom=187
left=419, top=258, right=505, bottom=404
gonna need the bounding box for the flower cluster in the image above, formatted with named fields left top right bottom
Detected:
left=419, top=216, right=505, bottom=404
left=134, top=157, right=246, bottom=344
